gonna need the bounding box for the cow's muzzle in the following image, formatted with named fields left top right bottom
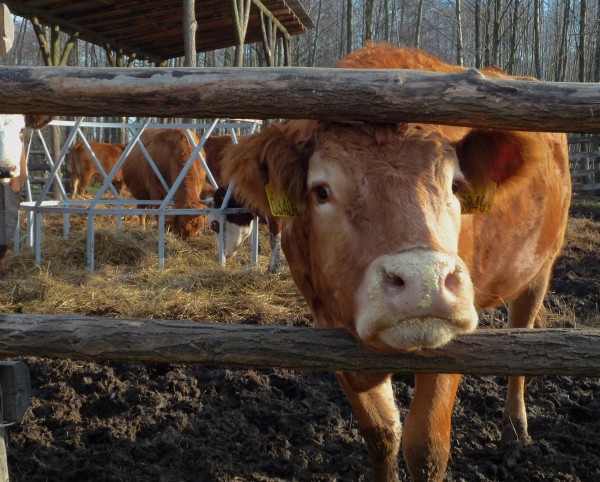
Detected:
left=355, top=250, right=478, bottom=352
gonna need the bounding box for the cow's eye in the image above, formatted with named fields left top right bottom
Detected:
left=452, top=180, right=462, bottom=194
left=312, top=185, right=330, bottom=204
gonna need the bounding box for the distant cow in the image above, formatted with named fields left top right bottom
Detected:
left=0, top=114, right=52, bottom=279
left=202, top=135, right=283, bottom=273
left=66, top=141, right=126, bottom=198
left=219, top=43, right=571, bottom=482
left=122, top=129, right=207, bottom=240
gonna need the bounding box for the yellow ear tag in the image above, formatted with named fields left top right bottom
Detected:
left=460, top=182, right=496, bottom=214
left=265, top=183, right=298, bottom=217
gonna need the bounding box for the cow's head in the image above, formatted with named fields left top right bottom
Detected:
left=221, top=120, right=481, bottom=352
left=222, top=120, right=537, bottom=353
left=205, top=187, right=254, bottom=259
left=165, top=205, right=206, bottom=240
left=0, top=114, right=52, bottom=182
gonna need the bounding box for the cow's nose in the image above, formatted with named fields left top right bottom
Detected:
left=381, top=251, right=464, bottom=319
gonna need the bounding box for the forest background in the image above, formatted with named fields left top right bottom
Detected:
left=0, top=0, right=596, bottom=83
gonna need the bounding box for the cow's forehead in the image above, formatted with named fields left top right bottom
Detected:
left=310, top=123, right=457, bottom=175
left=0, top=114, right=25, bottom=131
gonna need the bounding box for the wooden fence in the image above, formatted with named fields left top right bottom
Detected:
left=0, top=65, right=598, bottom=374
left=569, top=134, right=600, bottom=193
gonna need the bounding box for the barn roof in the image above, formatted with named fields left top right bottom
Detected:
left=3, top=0, right=313, bottom=63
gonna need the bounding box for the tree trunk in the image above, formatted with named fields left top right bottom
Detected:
left=506, top=0, right=520, bottom=74
left=346, top=0, right=354, bottom=54
left=534, top=0, right=542, bottom=78
left=364, top=0, right=375, bottom=43
left=578, top=0, right=587, bottom=82
left=455, top=0, right=464, bottom=66
left=555, top=0, right=571, bottom=81
left=475, top=0, right=481, bottom=68
left=310, top=0, right=322, bottom=67
left=415, top=0, right=424, bottom=48
left=492, top=0, right=502, bottom=66
left=594, top=0, right=600, bottom=81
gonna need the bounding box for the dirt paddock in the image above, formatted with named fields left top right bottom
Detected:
left=2, top=195, right=600, bottom=482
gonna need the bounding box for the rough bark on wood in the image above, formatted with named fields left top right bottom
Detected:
left=0, top=66, right=599, bottom=132
left=0, top=314, right=598, bottom=376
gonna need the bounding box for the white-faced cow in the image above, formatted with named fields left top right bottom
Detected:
left=122, top=129, right=207, bottom=240
left=66, top=140, right=126, bottom=198
left=202, top=135, right=283, bottom=273
left=0, top=114, right=52, bottom=279
left=219, top=43, right=571, bottom=481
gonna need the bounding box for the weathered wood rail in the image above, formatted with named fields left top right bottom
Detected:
left=0, top=314, right=598, bottom=376
left=1, top=66, right=600, bottom=132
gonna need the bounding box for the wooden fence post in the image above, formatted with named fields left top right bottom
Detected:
left=0, top=361, right=32, bottom=482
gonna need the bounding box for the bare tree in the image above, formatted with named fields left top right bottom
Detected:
left=347, top=0, right=354, bottom=54
left=533, top=0, right=542, bottom=78
left=456, top=0, right=465, bottom=66
left=578, top=0, right=587, bottom=81
left=415, top=0, right=425, bottom=48
left=364, top=0, right=375, bottom=42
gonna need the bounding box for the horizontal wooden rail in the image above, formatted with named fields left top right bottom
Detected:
left=1, top=66, right=600, bottom=132
left=0, top=314, right=598, bottom=376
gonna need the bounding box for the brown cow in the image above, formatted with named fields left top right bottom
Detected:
left=122, top=128, right=207, bottom=240
left=202, top=135, right=283, bottom=273
left=0, top=114, right=52, bottom=279
left=66, top=140, right=126, bottom=198
left=220, top=43, right=571, bottom=482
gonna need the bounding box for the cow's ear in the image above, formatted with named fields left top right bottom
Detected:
left=456, top=129, right=544, bottom=187
left=24, top=115, right=52, bottom=129
left=221, top=120, right=316, bottom=218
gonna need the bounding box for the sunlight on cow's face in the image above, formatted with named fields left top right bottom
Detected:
left=0, top=114, right=26, bottom=181
left=302, top=124, right=478, bottom=352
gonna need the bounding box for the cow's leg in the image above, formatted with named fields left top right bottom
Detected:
left=70, top=177, right=80, bottom=198
left=502, top=263, right=552, bottom=444
left=138, top=204, right=147, bottom=231
left=79, top=172, right=93, bottom=196
left=267, top=232, right=281, bottom=274
left=403, top=373, right=460, bottom=482
left=336, top=372, right=401, bottom=482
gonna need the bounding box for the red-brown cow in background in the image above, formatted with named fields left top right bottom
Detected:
left=220, top=43, right=571, bottom=481
left=122, top=129, right=207, bottom=240
left=0, top=114, right=52, bottom=279
left=66, top=140, right=126, bottom=198
left=202, top=135, right=283, bottom=273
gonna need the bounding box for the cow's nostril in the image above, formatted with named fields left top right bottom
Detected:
left=388, top=275, right=405, bottom=289
left=444, top=272, right=461, bottom=295
left=383, top=270, right=405, bottom=290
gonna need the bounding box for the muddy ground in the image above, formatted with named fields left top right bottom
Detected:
left=5, top=196, right=600, bottom=482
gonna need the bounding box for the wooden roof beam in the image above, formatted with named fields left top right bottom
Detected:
left=252, top=0, right=291, bottom=41
left=2, top=0, right=163, bottom=63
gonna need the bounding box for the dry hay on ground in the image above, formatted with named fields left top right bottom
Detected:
left=2, top=213, right=309, bottom=326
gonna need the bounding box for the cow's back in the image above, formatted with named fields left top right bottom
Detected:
left=123, top=128, right=206, bottom=204
left=337, top=42, right=571, bottom=310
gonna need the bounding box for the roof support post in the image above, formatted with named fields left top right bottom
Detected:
left=230, top=0, right=251, bottom=67
left=183, top=0, right=197, bottom=67
left=259, top=10, right=277, bottom=66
